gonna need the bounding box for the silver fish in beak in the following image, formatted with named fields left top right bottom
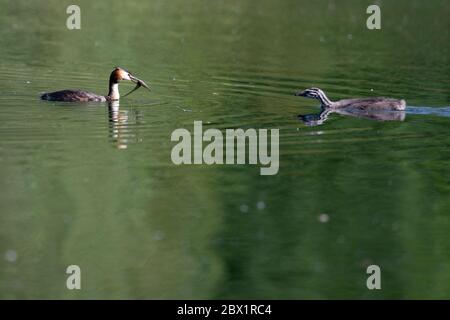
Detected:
left=122, top=72, right=151, bottom=97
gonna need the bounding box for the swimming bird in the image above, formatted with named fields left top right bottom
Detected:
left=295, top=87, right=406, bottom=111
left=40, top=67, right=150, bottom=102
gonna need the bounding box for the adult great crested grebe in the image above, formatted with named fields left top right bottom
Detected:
left=40, top=67, right=150, bottom=102
left=296, top=87, right=406, bottom=111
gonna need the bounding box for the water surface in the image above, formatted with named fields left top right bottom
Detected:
left=0, top=0, right=449, bottom=299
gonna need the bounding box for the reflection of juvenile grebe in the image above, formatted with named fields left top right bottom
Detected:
left=41, top=67, right=150, bottom=102
left=298, top=107, right=406, bottom=126
left=296, top=87, right=406, bottom=111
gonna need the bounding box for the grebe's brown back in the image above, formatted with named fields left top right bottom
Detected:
left=40, top=67, right=150, bottom=102
left=295, top=87, right=406, bottom=111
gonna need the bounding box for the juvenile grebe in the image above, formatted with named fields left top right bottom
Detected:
left=40, top=67, right=150, bottom=102
left=295, top=87, right=406, bottom=111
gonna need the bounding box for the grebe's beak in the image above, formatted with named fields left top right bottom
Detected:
left=295, top=90, right=306, bottom=97
left=122, top=73, right=151, bottom=97
left=130, top=74, right=150, bottom=91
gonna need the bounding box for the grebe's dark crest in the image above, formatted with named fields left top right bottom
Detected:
left=295, top=87, right=406, bottom=111
left=40, top=67, right=150, bottom=102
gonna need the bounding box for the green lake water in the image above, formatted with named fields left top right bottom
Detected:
left=0, top=0, right=449, bottom=299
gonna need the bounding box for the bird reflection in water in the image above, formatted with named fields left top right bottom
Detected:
left=108, top=101, right=143, bottom=149
left=298, top=107, right=406, bottom=126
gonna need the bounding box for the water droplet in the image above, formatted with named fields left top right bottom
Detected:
left=5, top=250, right=17, bottom=262
left=153, top=230, right=165, bottom=241
left=256, top=201, right=266, bottom=210
left=239, top=204, right=249, bottom=213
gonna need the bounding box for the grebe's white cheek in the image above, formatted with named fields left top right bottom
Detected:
left=121, top=73, right=131, bottom=81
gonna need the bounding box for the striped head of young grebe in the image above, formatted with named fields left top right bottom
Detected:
left=295, top=87, right=333, bottom=107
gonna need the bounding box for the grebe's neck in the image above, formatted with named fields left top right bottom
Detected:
left=316, top=90, right=333, bottom=107
left=108, top=82, right=120, bottom=101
